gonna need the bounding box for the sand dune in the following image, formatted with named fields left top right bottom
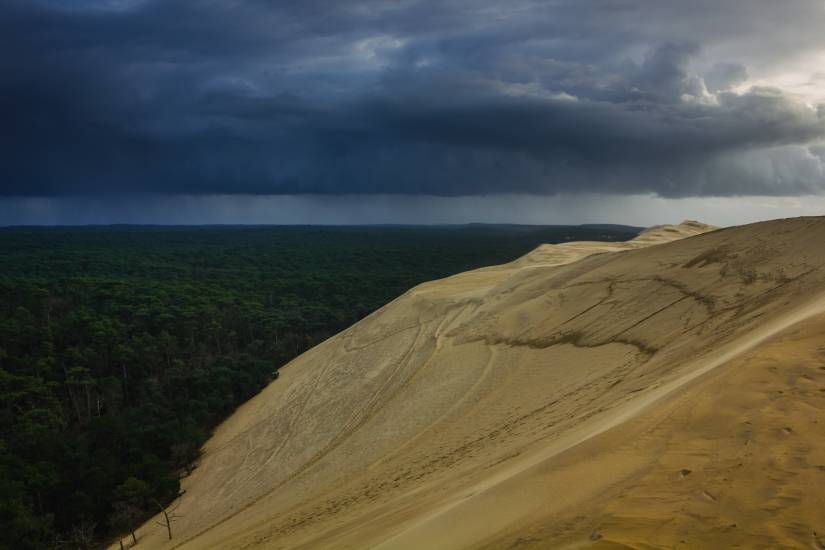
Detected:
left=132, top=217, right=825, bottom=549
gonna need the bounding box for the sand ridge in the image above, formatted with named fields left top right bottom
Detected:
left=130, top=217, right=825, bottom=549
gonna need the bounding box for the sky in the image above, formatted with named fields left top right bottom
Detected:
left=2, top=0, right=825, bottom=226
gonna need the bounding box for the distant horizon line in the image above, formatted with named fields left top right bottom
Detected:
left=0, top=222, right=648, bottom=229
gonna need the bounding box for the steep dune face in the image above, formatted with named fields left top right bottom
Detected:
left=134, top=217, right=825, bottom=549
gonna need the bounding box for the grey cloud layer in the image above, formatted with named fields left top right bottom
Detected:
left=2, top=0, right=825, bottom=197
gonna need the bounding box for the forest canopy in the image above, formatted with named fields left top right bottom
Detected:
left=0, top=224, right=639, bottom=548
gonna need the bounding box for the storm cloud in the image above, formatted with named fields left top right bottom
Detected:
left=3, top=0, right=825, bottom=198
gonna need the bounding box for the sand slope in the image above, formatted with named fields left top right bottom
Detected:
left=132, top=217, right=825, bottom=549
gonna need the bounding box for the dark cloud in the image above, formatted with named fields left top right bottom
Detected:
left=2, top=0, right=825, bottom=198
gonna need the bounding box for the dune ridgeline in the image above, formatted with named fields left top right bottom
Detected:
left=133, top=217, right=825, bottom=549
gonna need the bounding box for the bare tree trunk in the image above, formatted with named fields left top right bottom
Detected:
left=62, top=365, right=83, bottom=424
left=85, top=384, right=92, bottom=422
left=121, top=363, right=129, bottom=404
left=153, top=499, right=173, bottom=541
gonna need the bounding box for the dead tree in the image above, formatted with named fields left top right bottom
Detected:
left=111, top=502, right=140, bottom=545
left=152, top=497, right=183, bottom=541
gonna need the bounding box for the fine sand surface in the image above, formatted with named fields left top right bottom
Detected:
left=131, top=217, right=825, bottom=549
